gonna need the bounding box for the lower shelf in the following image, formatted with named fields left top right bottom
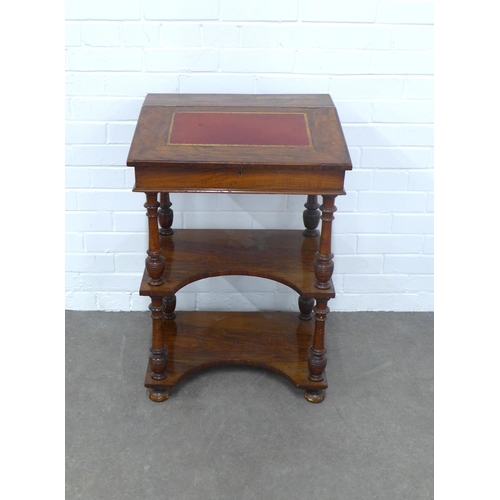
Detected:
left=144, top=311, right=328, bottom=393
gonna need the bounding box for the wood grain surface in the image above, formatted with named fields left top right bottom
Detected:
left=125, top=94, right=350, bottom=402
left=139, top=229, right=336, bottom=299
left=144, top=311, right=329, bottom=392
left=127, top=94, right=352, bottom=171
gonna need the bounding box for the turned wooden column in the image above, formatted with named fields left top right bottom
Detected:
left=314, top=195, right=337, bottom=289
left=159, top=192, right=174, bottom=236
left=303, top=195, right=320, bottom=237
left=144, top=193, right=165, bottom=286
left=305, top=298, right=330, bottom=403
left=148, top=296, right=169, bottom=402
left=149, top=296, right=167, bottom=379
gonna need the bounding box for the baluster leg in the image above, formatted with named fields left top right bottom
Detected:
left=163, top=295, right=176, bottom=320
left=145, top=193, right=165, bottom=286
left=303, top=195, right=320, bottom=237
left=314, top=195, right=337, bottom=289
left=305, top=298, right=329, bottom=403
left=298, top=296, right=314, bottom=321
left=159, top=192, right=174, bottom=236
left=148, top=296, right=170, bottom=402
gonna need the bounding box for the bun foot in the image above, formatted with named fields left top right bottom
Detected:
left=304, top=389, right=326, bottom=404
left=148, top=389, right=170, bottom=402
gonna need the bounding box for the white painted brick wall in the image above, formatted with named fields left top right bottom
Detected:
left=65, top=0, right=434, bottom=312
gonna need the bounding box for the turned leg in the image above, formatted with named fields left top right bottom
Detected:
left=305, top=298, right=329, bottom=403
left=303, top=195, right=320, bottom=237
left=314, top=195, right=337, bottom=289
left=145, top=193, right=165, bottom=286
left=298, top=296, right=314, bottom=321
left=159, top=193, right=174, bottom=236
left=148, top=296, right=170, bottom=402
left=163, top=295, right=176, bottom=320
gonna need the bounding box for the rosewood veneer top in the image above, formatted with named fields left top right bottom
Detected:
left=126, top=94, right=352, bottom=170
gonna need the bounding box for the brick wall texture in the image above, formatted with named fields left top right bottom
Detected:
left=65, top=0, right=434, bottom=311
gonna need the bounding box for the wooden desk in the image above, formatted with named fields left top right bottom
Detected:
left=127, top=94, right=352, bottom=403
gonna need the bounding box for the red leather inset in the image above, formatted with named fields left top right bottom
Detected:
left=169, top=112, right=311, bottom=147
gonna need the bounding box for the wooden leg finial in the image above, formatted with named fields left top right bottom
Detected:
left=148, top=389, right=170, bottom=402
left=304, top=390, right=326, bottom=403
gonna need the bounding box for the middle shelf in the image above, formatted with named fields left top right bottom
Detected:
left=139, top=229, right=335, bottom=299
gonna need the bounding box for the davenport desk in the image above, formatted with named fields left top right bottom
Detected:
left=126, top=94, right=352, bottom=403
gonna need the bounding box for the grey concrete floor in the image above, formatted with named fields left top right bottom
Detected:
left=66, top=311, right=433, bottom=500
